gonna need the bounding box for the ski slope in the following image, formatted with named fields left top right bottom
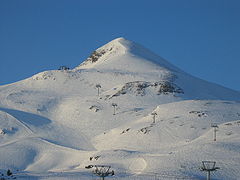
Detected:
left=0, top=38, right=239, bottom=179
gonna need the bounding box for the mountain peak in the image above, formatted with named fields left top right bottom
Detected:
left=74, top=37, right=130, bottom=69
left=100, top=37, right=131, bottom=52
left=109, top=37, right=126, bottom=42
left=74, top=37, right=181, bottom=73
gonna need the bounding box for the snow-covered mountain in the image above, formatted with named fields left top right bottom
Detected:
left=0, top=37, right=239, bottom=179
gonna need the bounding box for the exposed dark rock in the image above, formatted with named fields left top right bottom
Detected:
left=189, top=111, right=208, bottom=117
left=86, top=50, right=106, bottom=63
left=107, top=81, right=183, bottom=99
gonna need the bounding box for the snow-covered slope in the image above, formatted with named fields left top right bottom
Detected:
left=0, top=37, right=239, bottom=179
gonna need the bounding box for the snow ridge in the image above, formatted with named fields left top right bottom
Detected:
left=75, top=37, right=181, bottom=73
left=75, top=37, right=128, bottom=69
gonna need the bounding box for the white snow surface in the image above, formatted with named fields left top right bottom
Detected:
left=0, top=37, right=240, bottom=179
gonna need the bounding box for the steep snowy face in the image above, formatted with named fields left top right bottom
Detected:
left=75, top=38, right=127, bottom=69
left=70, top=37, right=240, bottom=101
left=74, top=37, right=181, bottom=73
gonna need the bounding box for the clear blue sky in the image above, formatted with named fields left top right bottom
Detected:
left=0, top=0, right=240, bottom=91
